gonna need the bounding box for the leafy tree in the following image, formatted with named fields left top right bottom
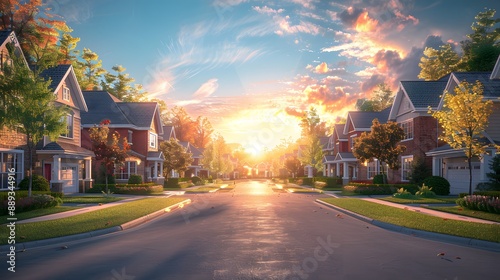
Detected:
left=299, top=135, right=324, bottom=174
left=353, top=119, right=406, bottom=183
left=89, top=120, right=131, bottom=192
left=160, top=138, right=193, bottom=178
left=170, top=106, right=196, bottom=143
left=418, top=44, right=464, bottom=81
left=101, top=65, right=135, bottom=100
left=193, top=116, right=213, bottom=149
left=80, top=48, right=106, bottom=90
left=486, top=154, right=500, bottom=190
left=0, top=52, right=67, bottom=197
left=409, top=157, right=432, bottom=186
left=430, top=81, right=493, bottom=195
left=284, top=157, right=302, bottom=178
left=202, top=134, right=232, bottom=178
left=300, top=107, right=327, bottom=137
left=356, top=83, right=394, bottom=111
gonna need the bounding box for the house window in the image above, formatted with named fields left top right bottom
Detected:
left=350, top=135, right=357, bottom=151
left=115, top=161, right=137, bottom=180
left=149, top=132, right=157, bottom=148
left=367, top=159, right=388, bottom=179
left=0, top=150, right=24, bottom=190
left=63, top=87, right=70, bottom=101
left=399, top=120, right=414, bottom=140
left=128, top=130, right=133, bottom=145
left=60, top=114, right=73, bottom=138
left=401, top=156, right=413, bottom=181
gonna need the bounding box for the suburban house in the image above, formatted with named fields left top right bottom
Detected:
left=0, top=31, right=94, bottom=194
left=178, top=141, right=206, bottom=178
left=426, top=69, right=500, bottom=194
left=81, top=91, right=165, bottom=185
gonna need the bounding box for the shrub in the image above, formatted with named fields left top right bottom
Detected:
left=373, top=174, right=387, bottom=184
left=114, top=184, right=163, bottom=195
left=87, top=184, right=117, bottom=193
left=191, top=176, right=203, bottom=185
left=314, top=181, right=327, bottom=188
left=127, top=174, right=143, bottom=184
left=18, top=175, right=50, bottom=191
left=473, top=191, right=500, bottom=198
left=422, top=176, right=450, bottom=195
left=343, top=183, right=417, bottom=195
left=392, top=188, right=414, bottom=199
left=165, top=178, right=179, bottom=188
left=456, top=195, right=500, bottom=214
left=459, top=193, right=469, bottom=198
left=1, top=191, right=63, bottom=201
left=302, top=177, right=313, bottom=186
left=0, top=194, right=60, bottom=215
left=409, top=157, right=432, bottom=186
left=415, top=184, right=436, bottom=198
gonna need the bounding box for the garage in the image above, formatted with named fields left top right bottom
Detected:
left=445, top=159, right=480, bottom=195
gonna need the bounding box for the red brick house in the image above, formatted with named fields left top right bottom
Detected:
left=81, top=91, right=165, bottom=185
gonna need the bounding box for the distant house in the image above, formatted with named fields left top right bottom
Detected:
left=81, top=91, right=165, bottom=185
left=179, top=141, right=206, bottom=178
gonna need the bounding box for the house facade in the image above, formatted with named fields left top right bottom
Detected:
left=81, top=91, right=165, bottom=185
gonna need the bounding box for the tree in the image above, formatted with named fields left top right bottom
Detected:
left=353, top=119, right=406, bottom=183
left=300, top=107, right=327, bottom=137
left=202, top=134, right=232, bottom=178
left=430, top=81, right=493, bottom=195
left=299, top=135, right=324, bottom=174
left=356, top=83, right=394, bottom=111
left=160, top=138, right=193, bottom=178
left=100, top=65, right=136, bottom=100
left=80, top=48, right=105, bottom=90
left=418, top=45, right=464, bottom=81
left=89, top=120, right=131, bottom=192
left=170, top=106, right=196, bottom=143
left=284, top=157, right=302, bottom=178
left=193, top=116, right=213, bottom=149
left=0, top=52, right=67, bottom=197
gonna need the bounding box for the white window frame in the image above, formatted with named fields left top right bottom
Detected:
left=401, top=155, right=413, bottom=182
left=0, top=149, right=24, bottom=190
left=149, top=132, right=157, bottom=148
left=116, top=161, right=137, bottom=180
left=350, top=134, right=357, bottom=151
left=128, top=130, right=133, bottom=145
left=399, top=120, right=414, bottom=141
left=63, top=86, right=70, bottom=101
left=366, top=159, right=388, bottom=179
left=60, top=114, right=74, bottom=139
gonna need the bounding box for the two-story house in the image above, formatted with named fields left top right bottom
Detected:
left=81, top=91, right=165, bottom=185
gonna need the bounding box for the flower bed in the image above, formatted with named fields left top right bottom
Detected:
left=343, top=183, right=418, bottom=195
left=456, top=195, right=500, bottom=214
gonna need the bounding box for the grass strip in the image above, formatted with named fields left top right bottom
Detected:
left=0, top=197, right=187, bottom=244
left=1, top=206, right=78, bottom=224
left=62, top=196, right=125, bottom=204
left=379, top=196, right=458, bottom=204
left=184, top=187, right=220, bottom=193
left=425, top=206, right=500, bottom=223
left=287, top=187, right=323, bottom=193
left=320, top=198, right=500, bottom=243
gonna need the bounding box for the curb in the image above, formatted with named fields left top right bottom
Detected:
left=315, top=199, right=500, bottom=252
left=0, top=199, right=192, bottom=253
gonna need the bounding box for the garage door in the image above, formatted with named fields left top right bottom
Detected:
left=61, top=165, right=78, bottom=193
left=446, top=162, right=480, bottom=194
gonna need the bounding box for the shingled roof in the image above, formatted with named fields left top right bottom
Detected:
left=450, top=72, right=500, bottom=98
left=400, top=81, right=446, bottom=108
left=345, top=107, right=390, bottom=134
left=40, top=64, right=72, bottom=91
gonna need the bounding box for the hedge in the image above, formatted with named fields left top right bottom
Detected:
left=165, top=178, right=179, bottom=188
left=343, top=183, right=418, bottom=195
left=18, top=175, right=50, bottom=191
left=473, top=191, right=500, bottom=198
left=1, top=191, right=64, bottom=200
left=313, top=177, right=343, bottom=188
left=114, top=184, right=163, bottom=195
left=1, top=194, right=61, bottom=215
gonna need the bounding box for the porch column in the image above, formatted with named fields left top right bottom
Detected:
left=153, top=161, right=158, bottom=178
left=336, top=163, right=340, bottom=177
left=160, top=161, right=164, bottom=177
left=342, top=163, right=349, bottom=179
left=432, top=157, right=441, bottom=176
left=480, top=152, right=493, bottom=181
left=53, top=156, right=61, bottom=181
left=85, top=158, right=92, bottom=179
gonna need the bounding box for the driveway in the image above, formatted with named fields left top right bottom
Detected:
left=2, top=180, right=499, bottom=280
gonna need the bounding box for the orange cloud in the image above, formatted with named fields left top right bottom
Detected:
left=314, top=62, right=330, bottom=74
left=355, top=11, right=378, bottom=32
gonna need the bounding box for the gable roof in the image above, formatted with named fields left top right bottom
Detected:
left=40, top=64, right=88, bottom=111
left=319, top=136, right=330, bottom=150
left=160, top=125, right=176, bottom=141
left=81, top=91, right=163, bottom=133
left=0, top=31, right=27, bottom=66
left=401, top=81, right=446, bottom=108
left=334, top=123, right=348, bottom=140
left=448, top=72, right=500, bottom=99
left=344, top=107, right=390, bottom=134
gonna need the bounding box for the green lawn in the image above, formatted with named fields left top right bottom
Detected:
left=184, top=186, right=220, bottom=193
left=0, top=206, right=78, bottom=224
left=286, top=187, right=323, bottom=193
left=0, top=197, right=187, bottom=244
left=62, top=196, right=125, bottom=204
left=320, top=198, right=500, bottom=243
left=379, top=196, right=459, bottom=204
left=425, top=205, right=500, bottom=223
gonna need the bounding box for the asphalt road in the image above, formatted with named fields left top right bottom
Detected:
left=2, top=180, right=499, bottom=280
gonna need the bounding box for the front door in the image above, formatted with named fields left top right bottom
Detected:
left=61, top=164, right=78, bottom=193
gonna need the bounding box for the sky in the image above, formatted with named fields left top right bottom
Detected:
left=49, top=0, right=500, bottom=154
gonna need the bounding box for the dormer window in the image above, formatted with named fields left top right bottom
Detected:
left=63, top=87, right=70, bottom=101
left=149, top=132, right=157, bottom=148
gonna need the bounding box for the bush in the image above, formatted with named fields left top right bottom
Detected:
left=314, top=181, right=327, bottom=188
left=473, top=191, right=500, bottom=198
left=0, top=194, right=60, bottom=215
left=456, top=195, right=500, bottom=214
left=343, top=183, right=417, bottom=195
left=392, top=188, right=414, bottom=199
left=115, top=184, right=163, bottom=195
left=18, top=175, right=50, bottom=191
left=415, top=184, right=436, bottom=198
left=86, top=184, right=117, bottom=193
left=165, top=178, right=179, bottom=188
left=422, top=176, right=450, bottom=195
left=373, top=174, right=387, bottom=184
left=1, top=191, right=63, bottom=200
left=302, top=177, right=314, bottom=186
left=410, top=157, right=432, bottom=186
left=127, top=174, right=143, bottom=184
left=191, top=176, right=203, bottom=185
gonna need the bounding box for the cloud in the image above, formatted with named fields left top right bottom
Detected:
left=314, top=62, right=330, bottom=74
left=252, top=6, right=283, bottom=15
left=289, top=0, right=317, bottom=9
left=193, top=79, right=219, bottom=99
left=361, top=74, right=386, bottom=93
left=285, top=106, right=304, bottom=118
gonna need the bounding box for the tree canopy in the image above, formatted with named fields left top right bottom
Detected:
left=355, top=83, right=394, bottom=112
left=160, top=138, right=193, bottom=178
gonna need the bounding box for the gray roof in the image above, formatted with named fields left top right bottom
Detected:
left=147, top=151, right=164, bottom=160
left=401, top=81, right=446, bottom=108
left=451, top=72, right=500, bottom=98
left=319, top=136, right=330, bottom=149
left=82, top=91, right=159, bottom=129
left=349, top=107, right=390, bottom=129
left=40, top=64, right=72, bottom=91
left=323, top=155, right=336, bottom=163
left=38, top=141, right=94, bottom=157
left=334, top=123, right=348, bottom=140
left=160, top=125, right=175, bottom=140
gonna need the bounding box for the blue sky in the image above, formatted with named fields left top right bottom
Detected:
left=52, top=0, right=500, bottom=152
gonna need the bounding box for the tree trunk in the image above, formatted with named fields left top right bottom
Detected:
left=468, top=157, right=473, bottom=195
left=27, top=137, right=33, bottom=197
